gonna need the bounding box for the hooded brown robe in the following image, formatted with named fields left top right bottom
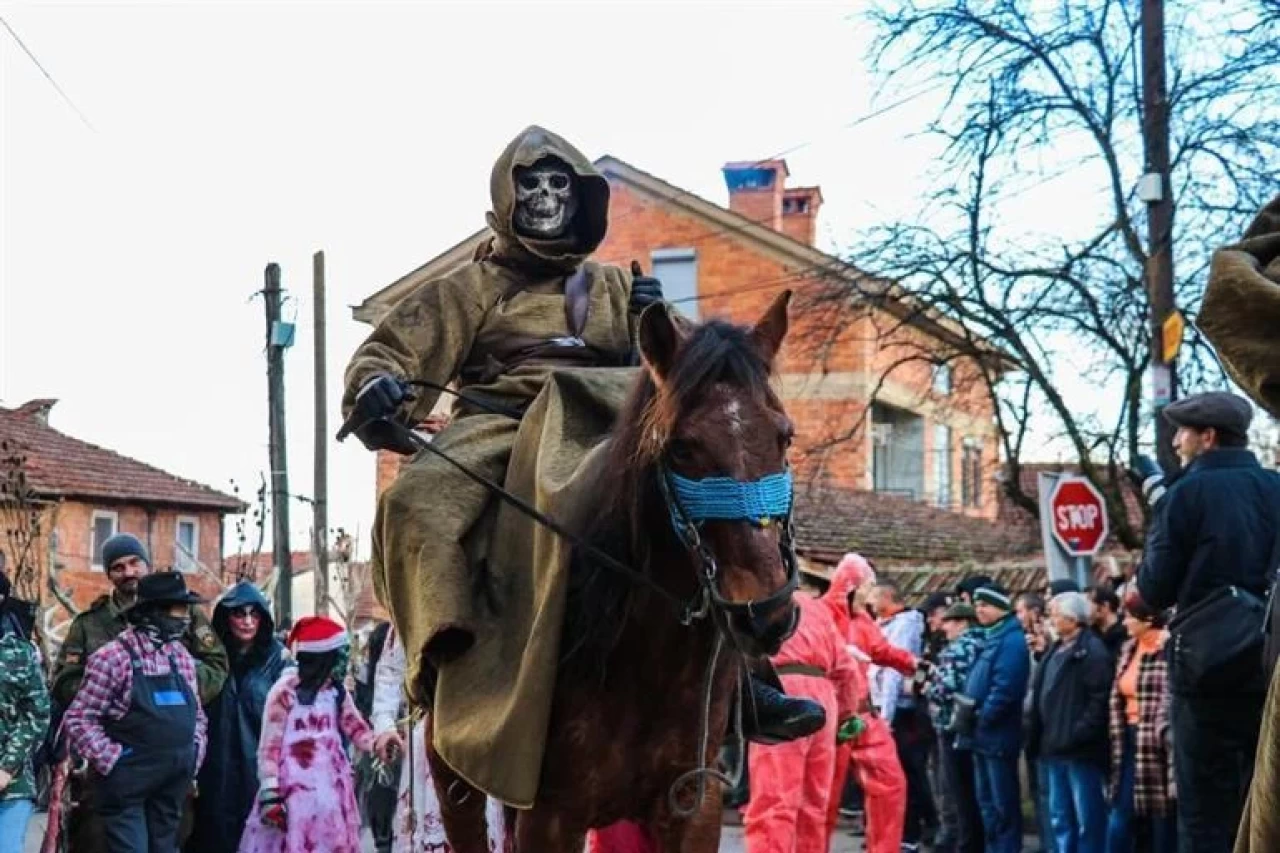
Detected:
left=1199, top=195, right=1280, bottom=853
left=341, top=126, right=639, bottom=806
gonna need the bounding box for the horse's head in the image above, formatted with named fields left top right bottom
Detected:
left=633, top=290, right=799, bottom=656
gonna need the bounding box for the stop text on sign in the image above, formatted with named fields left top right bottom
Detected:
left=1055, top=503, right=1101, bottom=531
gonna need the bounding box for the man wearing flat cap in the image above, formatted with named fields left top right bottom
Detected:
left=63, top=572, right=210, bottom=853
left=1136, top=390, right=1280, bottom=853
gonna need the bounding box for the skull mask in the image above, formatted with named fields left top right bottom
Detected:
left=513, top=157, right=579, bottom=239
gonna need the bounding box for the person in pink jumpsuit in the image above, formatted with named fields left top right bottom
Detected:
left=744, top=593, right=860, bottom=853
left=239, top=616, right=391, bottom=853
left=821, top=553, right=915, bottom=853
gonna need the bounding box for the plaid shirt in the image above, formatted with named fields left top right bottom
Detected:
left=1108, top=635, right=1174, bottom=816
left=63, top=628, right=208, bottom=776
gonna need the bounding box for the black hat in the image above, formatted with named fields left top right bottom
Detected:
left=956, top=575, right=994, bottom=598
left=132, top=572, right=204, bottom=608
left=102, top=533, right=150, bottom=570
left=922, top=592, right=952, bottom=613
left=1048, top=578, right=1080, bottom=596
left=1162, top=391, right=1253, bottom=439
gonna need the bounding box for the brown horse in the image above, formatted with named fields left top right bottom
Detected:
left=430, top=290, right=801, bottom=852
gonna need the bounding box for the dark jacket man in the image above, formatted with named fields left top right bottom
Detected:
left=1029, top=629, right=1113, bottom=767
left=1137, top=391, right=1280, bottom=853
left=188, top=582, right=288, bottom=853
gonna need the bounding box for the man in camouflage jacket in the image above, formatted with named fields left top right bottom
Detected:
left=924, top=602, right=987, bottom=853
left=0, top=573, right=51, bottom=846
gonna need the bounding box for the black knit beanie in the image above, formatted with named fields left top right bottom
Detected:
left=101, top=533, right=150, bottom=570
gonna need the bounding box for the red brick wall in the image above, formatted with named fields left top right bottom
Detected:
left=595, top=178, right=999, bottom=517
left=47, top=501, right=225, bottom=611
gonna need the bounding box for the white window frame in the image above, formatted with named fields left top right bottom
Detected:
left=933, top=424, right=953, bottom=508
left=650, top=247, right=700, bottom=320
left=91, top=510, right=120, bottom=571
left=932, top=363, right=953, bottom=396
left=175, top=516, right=200, bottom=573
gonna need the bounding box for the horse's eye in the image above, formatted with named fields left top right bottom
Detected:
left=780, top=431, right=794, bottom=452
left=668, top=439, right=696, bottom=466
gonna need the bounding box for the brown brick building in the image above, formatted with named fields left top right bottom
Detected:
left=0, top=399, right=244, bottom=629
left=354, top=154, right=1006, bottom=530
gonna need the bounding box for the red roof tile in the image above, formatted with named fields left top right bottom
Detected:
left=794, top=486, right=1041, bottom=565
left=0, top=400, right=244, bottom=511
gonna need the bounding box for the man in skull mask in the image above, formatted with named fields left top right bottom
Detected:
left=342, top=127, right=822, bottom=772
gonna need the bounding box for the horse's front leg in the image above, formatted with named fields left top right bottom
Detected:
left=424, top=719, right=492, bottom=853
left=513, top=808, right=587, bottom=853
left=654, top=779, right=724, bottom=853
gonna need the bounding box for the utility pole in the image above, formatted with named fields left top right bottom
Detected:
left=1141, top=0, right=1179, bottom=473
left=312, top=251, right=330, bottom=617
left=264, top=263, right=293, bottom=629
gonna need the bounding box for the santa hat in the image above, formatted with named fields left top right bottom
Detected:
left=287, top=615, right=348, bottom=654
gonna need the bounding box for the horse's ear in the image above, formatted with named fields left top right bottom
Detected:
left=751, top=289, right=792, bottom=366
left=638, top=301, right=684, bottom=382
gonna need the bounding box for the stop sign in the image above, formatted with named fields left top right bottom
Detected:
left=1048, top=477, right=1109, bottom=556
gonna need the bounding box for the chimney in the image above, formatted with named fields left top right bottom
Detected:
left=16, top=398, right=58, bottom=426
left=782, top=186, right=823, bottom=247
left=723, top=159, right=790, bottom=232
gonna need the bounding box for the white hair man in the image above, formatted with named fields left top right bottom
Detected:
left=1030, top=591, right=1115, bottom=853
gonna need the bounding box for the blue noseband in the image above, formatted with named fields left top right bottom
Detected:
left=666, top=469, right=794, bottom=530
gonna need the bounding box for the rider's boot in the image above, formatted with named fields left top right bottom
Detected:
left=741, top=675, right=826, bottom=744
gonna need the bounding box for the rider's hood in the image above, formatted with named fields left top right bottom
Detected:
left=485, top=125, right=610, bottom=275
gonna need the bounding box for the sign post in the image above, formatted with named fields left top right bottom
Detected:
left=1046, top=476, right=1110, bottom=589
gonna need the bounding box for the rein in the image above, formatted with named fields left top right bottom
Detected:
left=338, top=388, right=800, bottom=820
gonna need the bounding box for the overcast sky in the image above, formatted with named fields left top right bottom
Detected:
left=2, top=0, right=1106, bottom=561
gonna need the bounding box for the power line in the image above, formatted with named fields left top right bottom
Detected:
left=0, top=14, right=95, bottom=132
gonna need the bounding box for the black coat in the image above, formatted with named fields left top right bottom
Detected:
left=188, top=582, right=289, bottom=853
left=1029, top=630, right=1114, bottom=768
left=1137, top=449, right=1280, bottom=612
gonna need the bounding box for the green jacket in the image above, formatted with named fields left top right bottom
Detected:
left=51, top=591, right=228, bottom=707
left=0, top=634, right=51, bottom=801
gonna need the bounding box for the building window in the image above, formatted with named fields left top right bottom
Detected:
left=871, top=403, right=925, bottom=501
left=91, top=510, right=119, bottom=571
left=934, top=424, right=953, bottom=508
left=651, top=248, right=699, bottom=320
left=962, top=438, right=983, bottom=508
left=176, top=517, right=199, bottom=572
left=931, top=363, right=953, bottom=395
left=783, top=196, right=810, bottom=214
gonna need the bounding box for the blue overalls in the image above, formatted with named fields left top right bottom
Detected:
left=96, top=639, right=198, bottom=853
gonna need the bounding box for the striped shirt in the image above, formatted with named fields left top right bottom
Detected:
left=63, top=628, right=207, bottom=776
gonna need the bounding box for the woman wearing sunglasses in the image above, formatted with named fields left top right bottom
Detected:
left=188, top=582, right=289, bottom=853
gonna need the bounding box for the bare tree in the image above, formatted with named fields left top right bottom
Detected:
left=811, top=0, right=1280, bottom=546
left=224, top=474, right=270, bottom=584
left=1, top=440, right=77, bottom=656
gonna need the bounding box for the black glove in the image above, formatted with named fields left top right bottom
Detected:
left=349, top=374, right=417, bottom=454
left=629, top=260, right=664, bottom=313
left=1129, top=455, right=1167, bottom=507
left=354, top=374, right=411, bottom=422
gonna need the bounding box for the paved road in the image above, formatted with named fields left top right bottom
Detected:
left=23, top=814, right=866, bottom=851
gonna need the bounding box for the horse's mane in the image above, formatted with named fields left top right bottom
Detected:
left=560, top=317, right=778, bottom=681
